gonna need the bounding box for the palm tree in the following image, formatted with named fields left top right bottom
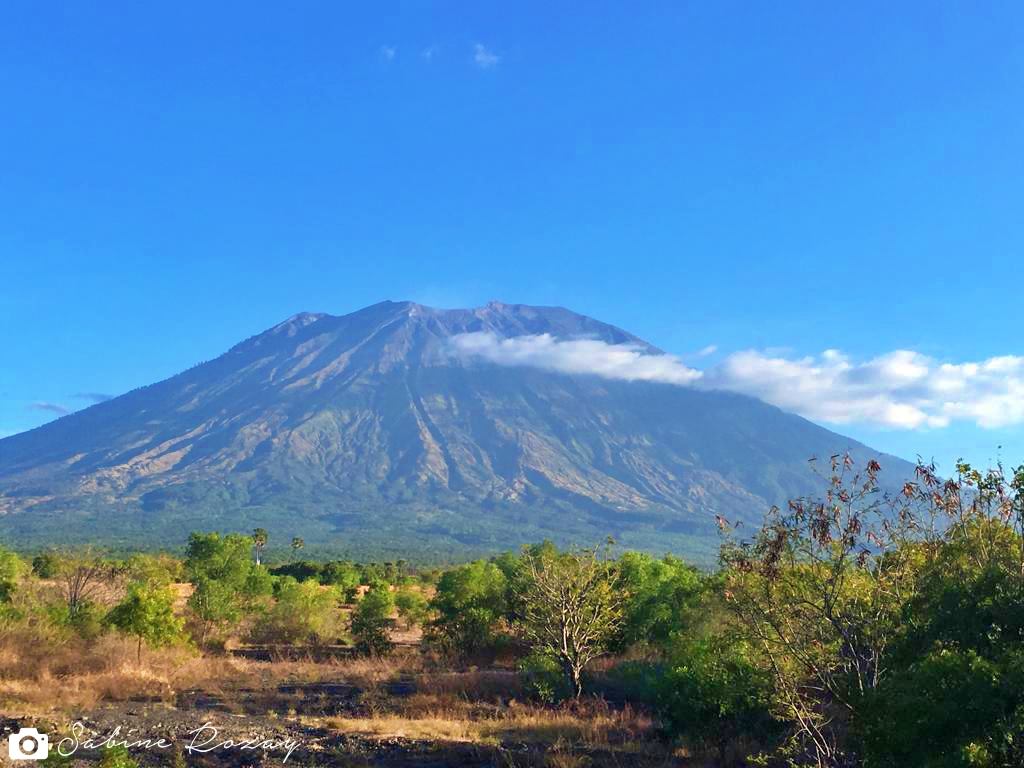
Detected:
left=291, top=537, right=304, bottom=558
left=252, top=528, right=268, bottom=566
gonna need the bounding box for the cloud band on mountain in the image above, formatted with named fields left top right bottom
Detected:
left=450, top=332, right=703, bottom=385
left=452, top=334, right=1024, bottom=431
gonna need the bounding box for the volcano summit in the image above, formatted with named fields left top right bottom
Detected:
left=0, top=301, right=912, bottom=560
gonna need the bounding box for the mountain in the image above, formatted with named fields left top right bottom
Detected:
left=0, top=301, right=914, bottom=562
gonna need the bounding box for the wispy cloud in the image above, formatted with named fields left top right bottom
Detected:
left=422, top=45, right=438, bottom=62
left=73, top=392, right=113, bottom=404
left=451, top=333, right=1024, bottom=431
left=380, top=45, right=396, bottom=62
left=696, top=345, right=718, bottom=357
left=29, top=401, right=71, bottom=416
left=451, top=332, right=702, bottom=385
left=473, top=43, right=499, bottom=69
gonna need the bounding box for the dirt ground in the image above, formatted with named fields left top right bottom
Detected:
left=0, top=654, right=683, bottom=767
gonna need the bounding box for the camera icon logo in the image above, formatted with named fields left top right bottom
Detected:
left=8, top=728, right=49, bottom=760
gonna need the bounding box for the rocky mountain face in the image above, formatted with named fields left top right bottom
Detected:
left=0, top=301, right=913, bottom=560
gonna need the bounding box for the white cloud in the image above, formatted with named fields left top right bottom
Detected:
left=422, top=45, right=438, bottom=61
left=451, top=332, right=702, bottom=385
left=696, top=345, right=718, bottom=357
left=450, top=333, right=1024, bottom=431
left=380, top=45, right=396, bottom=61
left=704, top=349, right=1024, bottom=430
left=473, top=43, right=499, bottom=69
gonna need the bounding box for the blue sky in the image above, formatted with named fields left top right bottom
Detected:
left=1, top=2, right=1022, bottom=471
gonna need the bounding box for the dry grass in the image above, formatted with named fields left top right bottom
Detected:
left=0, top=631, right=234, bottom=713
left=314, top=662, right=658, bottom=754
left=320, top=698, right=655, bottom=750
left=0, top=599, right=670, bottom=763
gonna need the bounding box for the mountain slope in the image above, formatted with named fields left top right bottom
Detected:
left=0, top=301, right=914, bottom=561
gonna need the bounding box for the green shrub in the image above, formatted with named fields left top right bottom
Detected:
left=427, top=560, right=508, bottom=655
left=270, top=560, right=322, bottom=582
left=613, top=552, right=704, bottom=652
left=31, top=552, right=60, bottom=579
left=394, top=587, right=429, bottom=628
left=518, top=650, right=571, bottom=704
left=595, top=659, right=663, bottom=705
left=321, top=561, right=361, bottom=600
left=249, top=577, right=342, bottom=645
left=351, top=584, right=394, bottom=655
left=656, top=637, right=780, bottom=764
left=0, top=547, right=24, bottom=602
left=97, top=745, right=139, bottom=768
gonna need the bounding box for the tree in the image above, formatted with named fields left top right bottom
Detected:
left=854, top=462, right=1024, bottom=767
left=394, top=587, right=429, bottom=628
left=721, top=456, right=1024, bottom=767
left=515, top=542, right=621, bottom=697
left=185, top=532, right=273, bottom=643
left=322, top=561, right=361, bottom=600
left=657, top=635, right=781, bottom=766
left=188, top=575, right=242, bottom=647
left=351, top=584, right=394, bottom=655
left=106, top=581, right=185, bottom=663
left=252, top=528, right=269, bottom=566
left=125, top=553, right=183, bottom=585
left=249, top=578, right=341, bottom=645
left=427, top=559, right=509, bottom=655
left=186, top=532, right=253, bottom=584
left=614, top=551, right=705, bottom=652
left=58, top=551, right=121, bottom=620
left=291, top=537, right=304, bottom=557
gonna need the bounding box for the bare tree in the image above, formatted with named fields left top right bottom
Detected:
left=516, top=541, right=621, bottom=698
left=59, top=550, right=122, bottom=618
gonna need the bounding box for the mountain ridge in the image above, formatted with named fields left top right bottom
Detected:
left=0, top=301, right=914, bottom=561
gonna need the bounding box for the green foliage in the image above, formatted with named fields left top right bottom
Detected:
left=40, top=745, right=74, bottom=768
left=124, top=552, right=183, bottom=585
left=718, top=458, right=1024, bottom=767
left=351, top=584, right=394, bottom=655
left=0, top=546, right=24, bottom=602
left=188, top=575, right=242, bottom=646
left=97, top=745, right=139, bottom=768
left=427, top=559, right=509, bottom=655
left=31, top=551, right=60, bottom=579
left=270, top=560, right=322, bottom=581
left=322, top=561, right=361, bottom=599
left=860, top=647, right=1024, bottom=768
left=614, top=552, right=704, bottom=651
left=51, top=598, right=105, bottom=639
left=857, top=514, right=1024, bottom=767
left=657, top=637, right=780, bottom=763
left=184, top=531, right=273, bottom=642
left=249, top=577, right=341, bottom=645
left=105, top=581, right=186, bottom=661
left=394, top=587, right=429, bottom=628
left=186, top=532, right=259, bottom=588
left=518, top=649, right=571, bottom=704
